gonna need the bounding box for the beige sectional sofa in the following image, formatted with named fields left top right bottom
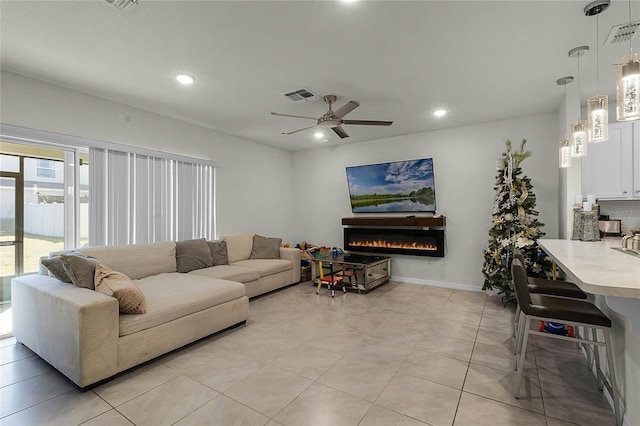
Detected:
left=11, top=234, right=300, bottom=388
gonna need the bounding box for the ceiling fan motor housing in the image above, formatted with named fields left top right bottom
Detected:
left=319, top=114, right=342, bottom=128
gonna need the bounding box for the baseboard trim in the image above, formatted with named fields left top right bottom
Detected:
left=390, top=276, right=483, bottom=293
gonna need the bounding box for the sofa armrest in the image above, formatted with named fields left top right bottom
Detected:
left=279, top=247, right=301, bottom=283
left=12, top=274, right=119, bottom=388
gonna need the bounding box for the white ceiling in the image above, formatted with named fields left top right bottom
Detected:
left=1, top=1, right=639, bottom=151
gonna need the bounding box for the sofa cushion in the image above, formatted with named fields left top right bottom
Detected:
left=232, top=259, right=292, bottom=276
left=189, top=265, right=260, bottom=283
left=94, top=263, right=147, bottom=314
left=208, top=240, right=229, bottom=265
left=66, top=242, right=177, bottom=280
left=41, top=257, right=72, bottom=283
left=119, top=273, right=245, bottom=336
left=223, top=233, right=254, bottom=263
left=176, top=238, right=213, bottom=273
left=249, top=235, right=282, bottom=259
left=60, top=252, right=101, bottom=290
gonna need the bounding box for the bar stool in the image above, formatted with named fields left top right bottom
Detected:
left=511, top=259, right=621, bottom=426
left=316, top=261, right=345, bottom=297
left=513, top=248, right=587, bottom=299
left=512, top=248, right=587, bottom=341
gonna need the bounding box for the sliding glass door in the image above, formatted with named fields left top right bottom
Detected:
left=0, top=141, right=87, bottom=337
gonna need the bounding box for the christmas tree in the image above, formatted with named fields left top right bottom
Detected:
left=482, top=139, right=553, bottom=298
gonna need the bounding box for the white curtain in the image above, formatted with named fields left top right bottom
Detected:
left=89, top=148, right=215, bottom=246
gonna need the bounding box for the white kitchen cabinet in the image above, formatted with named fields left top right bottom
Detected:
left=581, top=122, right=634, bottom=199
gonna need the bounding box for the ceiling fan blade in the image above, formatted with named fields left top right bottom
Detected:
left=342, top=120, right=393, bottom=126
left=271, top=112, right=317, bottom=120
left=332, top=126, right=349, bottom=139
left=282, top=124, right=318, bottom=135
left=333, top=100, right=360, bottom=118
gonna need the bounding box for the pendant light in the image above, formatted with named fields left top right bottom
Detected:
left=585, top=0, right=610, bottom=142
left=569, top=46, right=589, bottom=158
left=616, top=0, right=640, bottom=121
left=557, top=76, right=574, bottom=168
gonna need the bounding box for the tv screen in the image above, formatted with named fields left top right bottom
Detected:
left=345, top=158, right=436, bottom=213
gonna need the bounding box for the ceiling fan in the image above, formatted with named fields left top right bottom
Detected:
left=271, top=95, right=393, bottom=139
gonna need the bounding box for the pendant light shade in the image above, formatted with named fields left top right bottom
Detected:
left=559, top=138, right=572, bottom=168
left=584, top=2, right=610, bottom=142
left=557, top=75, right=574, bottom=168
left=616, top=52, right=640, bottom=121
left=568, top=46, right=588, bottom=157
left=571, top=120, right=588, bottom=157
left=587, top=94, right=609, bottom=142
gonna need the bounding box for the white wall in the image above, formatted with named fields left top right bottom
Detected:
left=293, top=113, right=559, bottom=289
left=0, top=71, right=295, bottom=241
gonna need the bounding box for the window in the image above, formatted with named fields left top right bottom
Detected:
left=89, top=148, right=216, bottom=246
left=36, top=159, right=56, bottom=178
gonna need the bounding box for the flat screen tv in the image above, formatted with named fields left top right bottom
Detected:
left=345, top=158, right=436, bottom=213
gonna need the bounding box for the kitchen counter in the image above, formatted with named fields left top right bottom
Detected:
left=538, top=238, right=640, bottom=298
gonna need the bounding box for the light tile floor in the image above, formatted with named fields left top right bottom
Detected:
left=0, top=282, right=617, bottom=425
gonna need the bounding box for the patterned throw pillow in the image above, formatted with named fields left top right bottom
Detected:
left=94, top=263, right=146, bottom=314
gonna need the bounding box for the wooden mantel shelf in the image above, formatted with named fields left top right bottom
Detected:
left=342, top=216, right=446, bottom=227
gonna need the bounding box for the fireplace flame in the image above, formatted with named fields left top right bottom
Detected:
left=349, top=240, right=438, bottom=251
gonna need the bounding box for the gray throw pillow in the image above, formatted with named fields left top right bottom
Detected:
left=60, top=252, right=101, bottom=290
left=41, top=256, right=72, bottom=283
left=176, top=238, right=214, bottom=273
left=249, top=235, right=282, bottom=259
left=208, top=240, right=229, bottom=265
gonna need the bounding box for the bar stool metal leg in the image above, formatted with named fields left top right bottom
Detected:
left=604, top=328, right=621, bottom=426
left=591, top=327, right=604, bottom=391
left=514, top=317, right=531, bottom=398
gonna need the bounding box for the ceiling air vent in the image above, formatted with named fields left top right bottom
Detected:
left=281, top=88, right=321, bottom=103
left=604, top=20, right=640, bottom=44
left=104, top=0, right=139, bottom=11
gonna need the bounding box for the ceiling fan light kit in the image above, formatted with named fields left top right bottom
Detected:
left=271, top=94, right=392, bottom=139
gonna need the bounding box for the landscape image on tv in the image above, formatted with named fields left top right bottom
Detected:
left=345, top=158, right=436, bottom=213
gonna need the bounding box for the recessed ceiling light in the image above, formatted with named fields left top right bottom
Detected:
left=314, top=132, right=324, bottom=139
left=341, top=0, right=358, bottom=3
left=174, top=73, right=195, bottom=85
left=432, top=108, right=448, bottom=117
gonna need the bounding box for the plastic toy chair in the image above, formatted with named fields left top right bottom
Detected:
left=337, top=266, right=360, bottom=292
left=316, top=261, right=345, bottom=297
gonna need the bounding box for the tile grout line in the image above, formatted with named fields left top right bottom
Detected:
left=450, top=293, right=487, bottom=425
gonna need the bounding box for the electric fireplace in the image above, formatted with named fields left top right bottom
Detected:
left=344, top=227, right=445, bottom=257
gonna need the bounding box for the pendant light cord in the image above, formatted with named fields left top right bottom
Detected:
left=564, top=84, right=568, bottom=138
left=630, top=0, right=634, bottom=54
left=577, top=55, right=581, bottom=120
left=596, top=14, right=600, bottom=94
